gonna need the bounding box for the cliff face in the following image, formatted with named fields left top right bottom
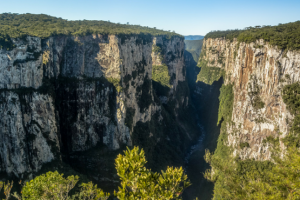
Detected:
left=199, top=38, right=300, bottom=160
left=0, top=34, right=193, bottom=179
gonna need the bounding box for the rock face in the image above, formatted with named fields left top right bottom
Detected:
left=0, top=34, right=194, bottom=179
left=199, top=37, right=300, bottom=160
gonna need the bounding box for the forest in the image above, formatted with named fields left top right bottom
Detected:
left=205, top=21, right=300, bottom=50
left=0, top=13, right=181, bottom=50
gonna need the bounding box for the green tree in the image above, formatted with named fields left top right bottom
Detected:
left=0, top=147, right=189, bottom=199
left=114, top=146, right=191, bottom=200
left=21, top=171, right=79, bottom=200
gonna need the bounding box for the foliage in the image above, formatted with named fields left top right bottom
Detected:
left=184, top=40, right=203, bottom=55
left=152, top=65, right=171, bottom=88
left=0, top=13, right=181, bottom=46
left=252, top=96, right=265, bottom=109
left=248, top=78, right=265, bottom=110
left=21, top=171, right=77, bottom=199
left=114, top=146, right=191, bottom=200
left=205, top=21, right=300, bottom=50
left=205, top=30, right=243, bottom=41
left=107, top=77, right=122, bottom=93
left=76, top=182, right=109, bottom=200
left=0, top=181, right=14, bottom=200
left=1, top=147, right=189, bottom=199
left=282, top=82, right=300, bottom=147
left=240, top=142, right=250, bottom=149
left=217, top=84, right=234, bottom=125
left=196, top=66, right=224, bottom=85
left=152, top=45, right=164, bottom=61
left=205, top=82, right=300, bottom=199
left=205, top=145, right=300, bottom=200
left=185, top=50, right=199, bottom=63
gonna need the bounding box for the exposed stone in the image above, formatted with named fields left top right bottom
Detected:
left=201, top=38, right=300, bottom=160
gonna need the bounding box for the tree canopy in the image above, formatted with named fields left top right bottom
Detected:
left=0, top=13, right=182, bottom=50
left=0, top=147, right=190, bottom=200
left=205, top=21, right=300, bottom=50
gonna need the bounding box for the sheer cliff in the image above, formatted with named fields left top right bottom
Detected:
left=0, top=31, right=199, bottom=188
left=198, top=37, right=300, bottom=160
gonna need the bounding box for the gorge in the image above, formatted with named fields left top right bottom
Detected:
left=1, top=13, right=300, bottom=200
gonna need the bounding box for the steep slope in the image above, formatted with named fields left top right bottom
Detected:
left=184, top=39, right=203, bottom=62
left=199, top=37, right=300, bottom=159
left=0, top=14, right=200, bottom=191
left=197, top=21, right=300, bottom=199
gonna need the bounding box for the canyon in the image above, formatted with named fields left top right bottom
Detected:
left=0, top=33, right=200, bottom=193
left=0, top=14, right=300, bottom=200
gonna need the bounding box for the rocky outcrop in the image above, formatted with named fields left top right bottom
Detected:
left=198, top=37, right=300, bottom=160
left=0, top=33, right=194, bottom=181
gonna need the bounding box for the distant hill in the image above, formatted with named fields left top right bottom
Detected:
left=184, top=35, right=204, bottom=40
left=184, top=39, right=203, bottom=62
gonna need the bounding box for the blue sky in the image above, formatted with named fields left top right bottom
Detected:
left=1, top=0, right=299, bottom=35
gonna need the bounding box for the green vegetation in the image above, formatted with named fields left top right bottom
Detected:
left=107, top=77, right=122, bottom=92
left=248, top=78, right=265, bottom=110
left=252, top=96, right=265, bottom=110
left=152, top=65, right=171, bottom=88
left=196, top=49, right=225, bottom=85
left=0, top=147, right=190, bottom=200
left=114, top=147, right=190, bottom=199
left=0, top=13, right=181, bottom=50
left=185, top=50, right=199, bottom=63
left=152, top=44, right=165, bottom=62
left=184, top=40, right=203, bottom=52
left=205, top=82, right=300, bottom=199
left=282, top=83, right=300, bottom=147
left=217, top=84, right=234, bottom=125
left=205, top=144, right=300, bottom=200
left=184, top=40, right=203, bottom=62
left=205, top=21, right=300, bottom=50
left=196, top=66, right=224, bottom=85
left=240, top=142, right=250, bottom=149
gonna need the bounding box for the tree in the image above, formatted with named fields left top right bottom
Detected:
left=21, top=171, right=79, bottom=200
left=0, top=147, right=189, bottom=199
left=114, top=146, right=191, bottom=200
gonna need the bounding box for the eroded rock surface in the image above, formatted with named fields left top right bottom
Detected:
left=0, top=34, right=194, bottom=181
left=199, top=38, right=300, bottom=160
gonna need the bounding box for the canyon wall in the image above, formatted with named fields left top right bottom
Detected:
left=198, top=37, right=300, bottom=160
left=0, top=34, right=196, bottom=182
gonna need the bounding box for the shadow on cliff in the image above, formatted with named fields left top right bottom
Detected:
left=183, top=50, right=222, bottom=200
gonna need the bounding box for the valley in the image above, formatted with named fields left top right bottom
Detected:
left=0, top=13, right=300, bottom=200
